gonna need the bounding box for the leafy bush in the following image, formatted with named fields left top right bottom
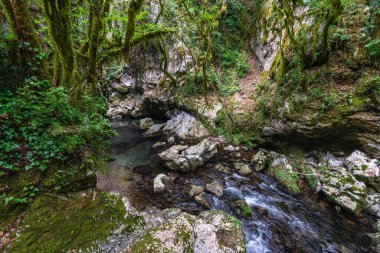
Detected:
left=221, top=50, right=250, bottom=78
left=0, top=79, right=114, bottom=181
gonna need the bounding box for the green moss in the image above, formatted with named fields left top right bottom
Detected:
left=273, top=166, right=301, bottom=194
left=7, top=190, right=143, bottom=253
left=130, top=232, right=171, bottom=253
left=240, top=203, right=253, bottom=217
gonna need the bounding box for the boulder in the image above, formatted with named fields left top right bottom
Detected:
left=143, top=123, right=166, bottom=137
left=251, top=150, right=268, bottom=172
left=158, top=139, right=218, bottom=172
left=214, top=164, right=232, bottom=174
left=194, top=192, right=210, bottom=208
left=366, top=190, right=380, bottom=218
left=206, top=182, right=224, bottom=197
left=139, top=118, right=154, bottom=130
left=154, top=174, right=169, bottom=194
left=321, top=169, right=367, bottom=215
left=345, top=150, right=380, bottom=189
left=163, top=111, right=209, bottom=140
left=128, top=211, right=245, bottom=253
left=189, top=185, right=204, bottom=198
left=152, top=142, right=166, bottom=149
left=224, top=145, right=239, bottom=152
left=234, top=163, right=252, bottom=176
left=167, top=136, right=175, bottom=145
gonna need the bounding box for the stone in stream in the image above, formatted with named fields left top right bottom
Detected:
left=128, top=210, right=245, bottom=253
left=189, top=185, right=204, bottom=198
left=152, top=141, right=166, bottom=149
left=194, top=192, right=211, bottom=208
left=234, top=162, right=252, bottom=176
left=251, top=150, right=268, bottom=172
left=206, top=182, right=224, bottom=197
left=132, top=165, right=153, bottom=175
left=153, top=174, right=169, bottom=194
left=345, top=150, right=380, bottom=189
left=143, top=123, right=166, bottom=137
left=214, top=164, right=232, bottom=174
left=321, top=169, right=367, bottom=215
left=158, top=138, right=218, bottom=172
left=139, top=117, right=154, bottom=130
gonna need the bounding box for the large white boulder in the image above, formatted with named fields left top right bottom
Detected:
left=164, top=111, right=209, bottom=140
left=158, top=139, right=218, bottom=172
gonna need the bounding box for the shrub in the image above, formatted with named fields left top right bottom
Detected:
left=0, top=79, right=114, bottom=202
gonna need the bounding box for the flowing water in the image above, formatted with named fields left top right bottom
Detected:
left=103, top=121, right=375, bottom=253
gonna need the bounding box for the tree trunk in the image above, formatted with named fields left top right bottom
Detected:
left=124, top=0, right=144, bottom=63
left=1, top=0, right=46, bottom=79
left=41, top=0, right=76, bottom=89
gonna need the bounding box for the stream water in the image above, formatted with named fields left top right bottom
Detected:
left=102, top=121, right=375, bottom=253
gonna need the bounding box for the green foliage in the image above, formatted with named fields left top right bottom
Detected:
left=220, top=50, right=250, bottom=78
left=364, top=38, right=380, bottom=60
left=240, top=203, right=253, bottom=217
left=0, top=79, right=114, bottom=203
left=273, top=167, right=301, bottom=194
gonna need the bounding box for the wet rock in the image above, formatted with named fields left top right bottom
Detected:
left=321, top=169, right=367, bottom=215
left=167, top=136, right=175, bottom=145
left=139, top=118, right=154, bottom=130
left=152, top=142, right=166, bottom=149
left=234, top=163, right=252, bottom=176
left=270, top=157, right=301, bottom=194
left=322, top=151, right=345, bottom=170
left=143, top=123, right=166, bottom=137
left=214, top=164, right=232, bottom=174
left=132, top=165, right=153, bottom=175
left=206, top=182, right=224, bottom=197
left=230, top=199, right=252, bottom=217
left=189, top=185, right=204, bottom=198
left=224, top=145, right=239, bottom=152
left=128, top=210, right=245, bottom=253
left=345, top=150, right=380, bottom=189
left=251, top=150, right=268, bottom=172
left=153, top=174, right=169, bottom=194
left=194, top=192, right=210, bottom=208
left=164, top=110, right=209, bottom=140
left=366, top=189, right=380, bottom=217
left=158, top=139, right=218, bottom=172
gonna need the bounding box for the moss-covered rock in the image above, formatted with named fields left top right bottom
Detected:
left=270, top=156, right=301, bottom=194
left=6, top=190, right=143, bottom=253
left=128, top=210, right=245, bottom=253
left=321, top=169, right=367, bottom=215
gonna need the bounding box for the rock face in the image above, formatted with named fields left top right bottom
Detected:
left=234, top=163, right=252, bottom=176
left=158, top=139, right=218, bottom=172
left=321, top=169, right=367, bottom=215
left=345, top=150, right=380, bottom=189
left=164, top=111, right=209, bottom=140
left=128, top=211, right=245, bottom=253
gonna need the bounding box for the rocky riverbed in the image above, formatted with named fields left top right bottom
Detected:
left=96, top=118, right=379, bottom=252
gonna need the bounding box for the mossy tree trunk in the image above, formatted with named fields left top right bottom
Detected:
left=124, top=0, right=144, bottom=63
left=87, top=0, right=111, bottom=89
left=320, top=0, right=343, bottom=62
left=41, top=0, right=77, bottom=90
left=0, top=0, right=46, bottom=79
